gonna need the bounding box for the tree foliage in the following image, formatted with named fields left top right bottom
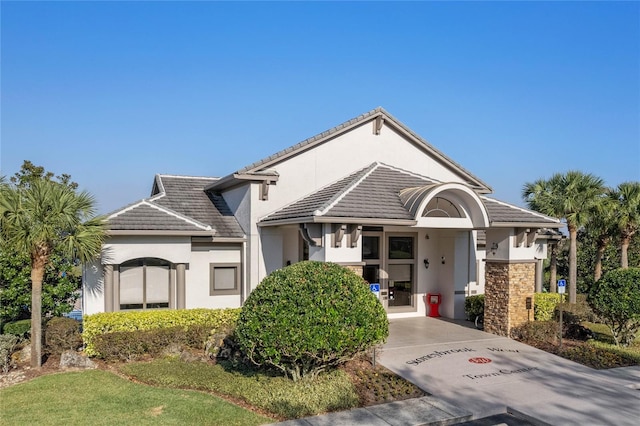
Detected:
left=0, top=246, right=81, bottom=323
left=588, top=268, right=640, bottom=346
left=235, top=261, right=388, bottom=382
left=608, top=182, right=640, bottom=268
left=0, top=161, right=106, bottom=367
left=523, top=171, right=606, bottom=302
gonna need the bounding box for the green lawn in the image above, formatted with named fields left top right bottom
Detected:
left=121, top=358, right=360, bottom=419
left=0, top=369, right=273, bottom=426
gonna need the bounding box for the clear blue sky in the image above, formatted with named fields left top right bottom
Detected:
left=2, top=1, right=639, bottom=214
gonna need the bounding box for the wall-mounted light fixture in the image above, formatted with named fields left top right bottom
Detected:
left=423, top=259, right=429, bottom=269
left=490, top=242, right=499, bottom=256
left=425, top=233, right=430, bottom=240
left=441, top=256, right=446, bottom=264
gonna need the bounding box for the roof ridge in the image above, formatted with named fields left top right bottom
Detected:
left=481, top=196, right=561, bottom=224
left=157, top=174, right=220, bottom=180
left=314, top=163, right=380, bottom=216
left=376, top=162, right=441, bottom=184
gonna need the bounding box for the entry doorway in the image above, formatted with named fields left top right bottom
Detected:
left=362, top=231, right=417, bottom=312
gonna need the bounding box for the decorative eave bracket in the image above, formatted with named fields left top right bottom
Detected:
left=373, top=116, right=384, bottom=135
left=299, top=223, right=323, bottom=247
left=348, top=224, right=362, bottom=248
left=332, top=224, right=347, bottom=247
left=515, top=228, right=539, bottom=248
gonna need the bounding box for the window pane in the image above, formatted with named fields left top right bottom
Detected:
left=120, top=264, right=143, bottom=307
left=146, top=265, right=169, bottom=304
left=388, top=264, right=413, bottom=307
left=214, top=267, right=236, bottom=290
left=388, top=264, right=411, bottom=282
left=388, top=237, right=413, bottom=259
left=362, top=236, right=380, bottom=260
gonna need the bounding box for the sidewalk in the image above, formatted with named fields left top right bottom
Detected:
left=269, top=317, right=639, bottom=425
left=378, top=317, right=640, bottom=425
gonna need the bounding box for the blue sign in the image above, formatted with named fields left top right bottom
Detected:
left=558, top=279, right=566, bottom=294
left=369, top=283, right=380, bottom=292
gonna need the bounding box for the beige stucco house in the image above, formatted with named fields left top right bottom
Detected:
left=83, top=108, right=561, bottom=330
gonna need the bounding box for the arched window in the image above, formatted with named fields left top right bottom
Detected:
left=423, top=197, right=465, bottom=218
left=119, top=258, right=171, bottom=310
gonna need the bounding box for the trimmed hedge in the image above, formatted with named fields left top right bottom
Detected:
left=534, top=293, right=562, bottom=321
left=2, top=319, right=31, bottom=338
left=83, top=308, right=240, bottom=356
left=45, top=317, right=83, bottom=355
left=91, top=324, right=213, bottom=361
left=510, top=320, right=559, bottom=344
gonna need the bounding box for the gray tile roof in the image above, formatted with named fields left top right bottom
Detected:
left=107, top=175, right=245, bottom=237
left=210, top=107, right=492, bottom=193
left=480, top=197, right=560, bottom=225
left=261, top=163, right=560, bottom=227
left=108, top=201, right=212, bottom=232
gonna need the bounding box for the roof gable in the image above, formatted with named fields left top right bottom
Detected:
left=260, top=163, right=560, bottom=227
left=208, top=107, right=492, bottom=193
left=108, top=200, right=213, bottom=232
left=107, top=175, right=245, bottom=237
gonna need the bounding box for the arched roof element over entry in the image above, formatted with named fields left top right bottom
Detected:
left=399, top=183, right=490, bottom=229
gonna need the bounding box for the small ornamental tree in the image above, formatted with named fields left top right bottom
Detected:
left=588, top=268, right=640, bottom=346
left=235, top=261, right=388, bottom=381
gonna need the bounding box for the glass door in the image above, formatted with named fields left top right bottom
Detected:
left=387, top=235, right=415, bottom=309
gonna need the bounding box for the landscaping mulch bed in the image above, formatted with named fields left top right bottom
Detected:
left=340, top=354, right=426, bottom=406
left=520, top=338, right=640, bottom=369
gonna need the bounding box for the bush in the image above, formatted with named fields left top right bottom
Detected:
left=83, top=308, right=240, bottom=356
left=510, top=321, right=559, bottom=345
left=534, top=293, right=561, bottom=321
left=235, top=261, right=388, bottom=382
left=91, top=324, right=213, bottom=361
left=45, top=317, right=83, bottom=355
left=2, top=319, right=31, bottom=338
left=588, top=268, right=640, bottom=346
left=0, top=334, right=20, bottom=373
left=464, top=295, right=484, bottom=320
left=555, top=294, right=595, bottom=325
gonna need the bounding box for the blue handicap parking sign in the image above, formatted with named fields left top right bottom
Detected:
left=370, top=283, right=380, bottom=292
left=558, top=279, right=566, bottom=294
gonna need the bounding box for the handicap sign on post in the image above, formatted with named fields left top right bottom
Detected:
left=370, top=283, right=380, bottom=299
left=557, top=279, right=566, bottom=294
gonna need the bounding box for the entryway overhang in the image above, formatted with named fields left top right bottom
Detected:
left=399, top=183, right=490, bottom=229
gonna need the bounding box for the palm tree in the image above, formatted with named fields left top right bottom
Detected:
left=522, top=178, right=562, bottom=292
left=0, top=179, right=106, bottom=367
left=609, top=182, right=640, bottom=268
left=586, top=196, right=618, bottom=281
left=523, top=171, right=605, bottom=303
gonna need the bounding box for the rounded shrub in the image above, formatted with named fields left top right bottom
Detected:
left=588, top=268, right=640, bottom=346
left=235, top=261, right=388, bottom=381
left=464, top=295, right=484, bottom=320
left=45, top=317, right=83, bottom=355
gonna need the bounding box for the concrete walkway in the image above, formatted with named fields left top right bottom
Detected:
left=273, top=317, right=639, bottom=425
left=378, top=317, right=640, bottom=425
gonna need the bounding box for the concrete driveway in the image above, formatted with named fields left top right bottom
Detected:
left=378, top=317, right=640, bottom=425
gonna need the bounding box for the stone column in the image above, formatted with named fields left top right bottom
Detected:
left=484, top=260, right=535, bottom=337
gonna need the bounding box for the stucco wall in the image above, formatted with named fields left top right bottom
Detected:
left=186, top=244, right=243, bottom=309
